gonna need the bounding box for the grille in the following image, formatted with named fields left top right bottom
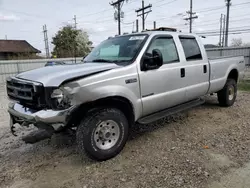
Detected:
left=6, top=78, right=45, bottom=109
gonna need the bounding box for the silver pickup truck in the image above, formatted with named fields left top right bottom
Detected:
left=7, top=29, right=245, bottom=161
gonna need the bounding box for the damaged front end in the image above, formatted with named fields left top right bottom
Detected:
left=9, top=102, right=77, bottom=143
left=7, top=77, right=77, bottom=143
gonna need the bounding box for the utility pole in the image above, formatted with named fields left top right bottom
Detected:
left=184, top=0, right=198, bottom=33
left=225, top=0, right=231, bottom=47
left=5, top=35, right=7, bottom=40
left=219, top=14, right=226, bottom=47
left=135, top=0, right=152, bottom=31
left=154, top=21, right=156, bottom=29
left=110, top=0, right=126, bottom=35
left=222, top=14, right=226, bottom=47
left=136, top=19, right=139, bottom=32
left=73, top=15, right=77, bottom=29
left=219, top=14, right=223, bottom=46
left=43, top=24, right=50, bottom=58
left=73, top=15, right=77, bottom=63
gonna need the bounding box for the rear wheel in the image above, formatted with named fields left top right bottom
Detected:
left=217, top=79, right=237, bottom=107
left=76, top=108, right=129, bottom=161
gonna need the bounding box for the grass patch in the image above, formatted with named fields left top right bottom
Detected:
left=238, top=80, right=250, bottom=91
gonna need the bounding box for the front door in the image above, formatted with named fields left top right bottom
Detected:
left=138, top=35, right=187, bottom=116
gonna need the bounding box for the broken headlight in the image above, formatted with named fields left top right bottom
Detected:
left=50, top=88, right=71, bottom=110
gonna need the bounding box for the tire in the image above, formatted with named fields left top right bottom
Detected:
left=76, top=108, right=129, bottom=161
left=217, top=79, right=237, bottom=107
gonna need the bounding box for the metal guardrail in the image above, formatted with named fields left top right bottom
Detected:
left=0, top=57, right=83, bottom=84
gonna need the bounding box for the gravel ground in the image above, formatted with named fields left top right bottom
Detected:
left=1, top=84, right=250, bottom=188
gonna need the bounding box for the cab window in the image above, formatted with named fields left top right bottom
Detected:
left=146, top=37, right=179, bottom=64
left=179, top=37, right=203, bottom=61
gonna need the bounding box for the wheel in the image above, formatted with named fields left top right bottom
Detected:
left=217, top=79, right=237, bottom=107
left=76, top=108, right=129, bottom=161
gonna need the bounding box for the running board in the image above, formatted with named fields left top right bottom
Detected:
left=138, top=98, right=205, bottom=124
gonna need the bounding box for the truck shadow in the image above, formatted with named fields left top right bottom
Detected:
left=44, top=98, right=220, bottom=146
left=14, top=98, right=219, bottom=161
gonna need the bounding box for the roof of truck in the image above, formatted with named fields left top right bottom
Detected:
left=110, top=28, right=201, bottom=40
left=140, top=31, right=198, bottom=37
left=115, top=31, right=198, bottom=38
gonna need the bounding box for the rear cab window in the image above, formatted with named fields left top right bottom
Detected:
left=179, top=35, right=203, bottom=61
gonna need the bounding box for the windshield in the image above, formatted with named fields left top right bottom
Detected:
left=84, top=34, right=148, bottom=63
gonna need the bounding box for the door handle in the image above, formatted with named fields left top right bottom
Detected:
left=203, top=65, right=207, bottom=73
left=180, top=68, right=185, bottom=78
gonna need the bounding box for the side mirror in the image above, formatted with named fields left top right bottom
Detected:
left=142, top=49, right=163, bottom=71
left=152, top=49, right=163, bottom=67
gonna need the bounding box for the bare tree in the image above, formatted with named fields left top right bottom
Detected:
left=243, top=42, right=250, bottom=47
left=231, top=38, right=243, bottom=47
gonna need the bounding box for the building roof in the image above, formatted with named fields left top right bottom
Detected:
left=0, top=40, right=41, bottom=53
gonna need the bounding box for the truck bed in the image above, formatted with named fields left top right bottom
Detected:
left=208, top=56, right=245, bottom=94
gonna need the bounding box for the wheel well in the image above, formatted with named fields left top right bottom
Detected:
left=228, top=69, right=239, bottom=82
left=67, top=96, right=135, bottom=128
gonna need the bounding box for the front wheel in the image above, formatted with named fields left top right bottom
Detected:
left=76, top=108, right=129, bottom=161
left=217, top=79, right=237, bottom=107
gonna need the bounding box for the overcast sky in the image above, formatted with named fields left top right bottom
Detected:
left=1, top=0, right=250, bottom=55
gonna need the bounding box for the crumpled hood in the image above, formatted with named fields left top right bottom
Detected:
left=16, top=63, right=120, bottom=87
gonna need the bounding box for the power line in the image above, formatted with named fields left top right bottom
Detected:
left=196, top=2, right=250, bottom=14
left=200, top=25, right=250, bottom=32
left=148, top=2, right=250, bottom=31
left=187, top=17, right=250, bottom=29
left=197, top=28, right=250, bottom=35
left=152, top=2, right=250, bottom=23
left=155, top=0, right=177, bottom=7
left=79, top=1, right=250, bottom=26
left=201, top=30, right=250, bottom=36
left=201, top=31, right=250, bottom=37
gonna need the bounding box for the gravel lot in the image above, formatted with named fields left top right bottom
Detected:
left=1, top=84, right=250, bottom=188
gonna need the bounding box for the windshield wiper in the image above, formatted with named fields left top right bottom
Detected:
left=113, top=60, right=129, bottom=63
left=92, top=59, right=113, bottom=62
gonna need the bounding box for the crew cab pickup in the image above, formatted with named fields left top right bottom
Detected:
left=7, top=29, right=245, bottom=161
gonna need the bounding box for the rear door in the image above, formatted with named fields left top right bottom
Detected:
left=178, top=35, right=210, bottom=101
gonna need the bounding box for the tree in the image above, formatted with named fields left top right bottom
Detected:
left=243, top=42, right=250, bottom=47
left=52, top=25, right=92, bottom=58
left=231, top=38, right=243, bottom=47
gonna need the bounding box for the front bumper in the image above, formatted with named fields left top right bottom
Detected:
left=8, top=103, right=76, bottom=131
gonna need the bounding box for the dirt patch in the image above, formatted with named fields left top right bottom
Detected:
left=1, top=90, right=250, bottom=188
left=209, top=162, right=250, bottom=188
